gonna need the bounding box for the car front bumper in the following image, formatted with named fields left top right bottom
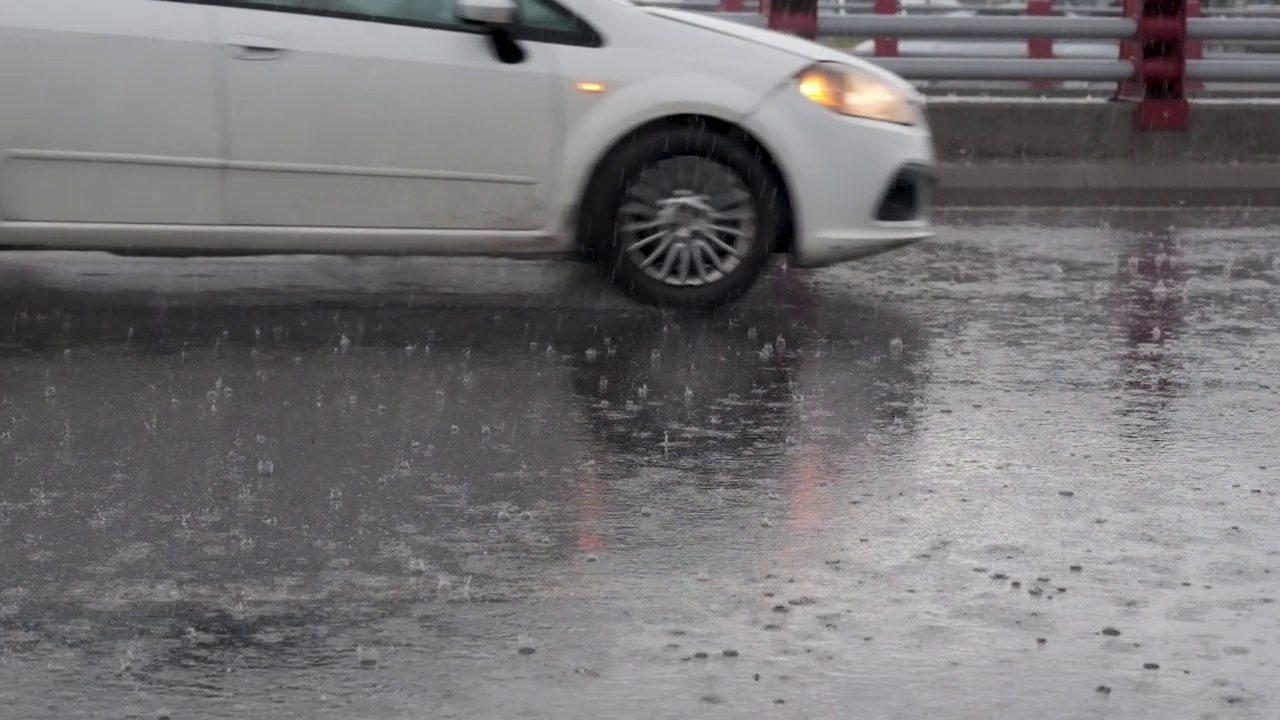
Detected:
left=743, top=82, right=937, bottom=268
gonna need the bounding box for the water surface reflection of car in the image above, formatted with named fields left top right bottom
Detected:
left=0, top=0, right=935, bottom=308
left=563, top=271, right=928, bottom=488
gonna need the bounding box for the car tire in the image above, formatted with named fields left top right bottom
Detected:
left=580, top=125, right=782, bottom=309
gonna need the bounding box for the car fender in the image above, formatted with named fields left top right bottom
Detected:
left=553, top=72, right=784, bottom=243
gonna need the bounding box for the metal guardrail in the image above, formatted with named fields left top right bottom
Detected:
left=873, top=57, right=1130, bottom=79
left=692, top=10, right=1280, bottom=82
left=820, top=15, right=1133, bottom=37
left=815, top=15, right=1280, bottom=41
left=870, top=57, right=1280, bottom=80
left=644, top=0, right=1280, bottom=16
left=660, top=0, right=1280, bottom=127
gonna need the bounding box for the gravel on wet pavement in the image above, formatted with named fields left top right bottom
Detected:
left=1, top=208, right=1277, bottom=719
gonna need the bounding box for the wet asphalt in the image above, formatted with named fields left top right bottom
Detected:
left=1, top=208, right=1278, bottom=720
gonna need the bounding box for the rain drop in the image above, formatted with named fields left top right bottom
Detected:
left=517, top=633, right=536, bottom=655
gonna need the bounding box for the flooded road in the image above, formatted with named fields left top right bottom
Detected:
left=2, top=208, right=1278, bottom=719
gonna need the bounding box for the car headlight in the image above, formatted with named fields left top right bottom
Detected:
left=796, top=63, right=918, bottom=126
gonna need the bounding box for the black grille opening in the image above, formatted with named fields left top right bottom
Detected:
left=876, top=166, right=933, bottom=222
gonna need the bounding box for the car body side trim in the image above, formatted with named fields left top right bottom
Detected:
left=8, top=149, right=537, bottom=185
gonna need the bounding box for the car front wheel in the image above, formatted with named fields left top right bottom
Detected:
left=581, top=126, right=782, bottom=309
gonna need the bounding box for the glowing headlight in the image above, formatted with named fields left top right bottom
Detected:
left=796, top=63, right=918, bottom=126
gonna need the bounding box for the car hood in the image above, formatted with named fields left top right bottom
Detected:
left=641, top=8, right=921, bottom=98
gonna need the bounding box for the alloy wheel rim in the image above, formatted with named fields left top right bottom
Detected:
left=616, top=156, right=757, bottom=288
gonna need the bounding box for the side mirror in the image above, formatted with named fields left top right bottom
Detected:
left=457, top=0, right=517, bottom=27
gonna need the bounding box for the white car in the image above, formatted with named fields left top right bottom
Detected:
left=0, top=0, right=935, bottom=308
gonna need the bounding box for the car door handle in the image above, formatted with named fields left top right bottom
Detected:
left=233, top=45, right=288, bottom=60
left=227, top=35, right=290, bottom=61
left=230, top=44, right=289, bottom=60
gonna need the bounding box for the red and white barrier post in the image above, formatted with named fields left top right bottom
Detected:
left=1026, top=0, right=1056, bottom=89
left=873, top=0, right=900, bottom=57
left=767, top=0, right=819, bottom=39
left=1116, top=0, right=1190, bottom=130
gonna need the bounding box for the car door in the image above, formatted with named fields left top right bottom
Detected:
left=208, top=0, right=565, bottom=231
left=0, top=0, right=223, bottom=225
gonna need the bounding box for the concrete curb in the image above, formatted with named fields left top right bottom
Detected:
left=926, top=102, right=1280, bottom=164
left=936, top=163, right=1280, bottom=206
